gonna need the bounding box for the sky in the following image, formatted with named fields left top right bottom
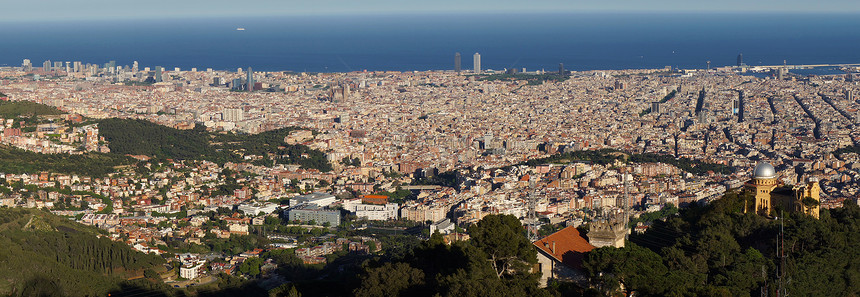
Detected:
left=3, top=0, right=860, bottom=22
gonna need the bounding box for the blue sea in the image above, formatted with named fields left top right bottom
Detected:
left=1, top=13, right=860, bottom=73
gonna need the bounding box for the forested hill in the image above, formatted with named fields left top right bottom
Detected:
left=583, top=191, right=860, bottom=296
left=0, top=100, right=65, bottom=118
left=0, top=145, right=134, bottom=177
left=99, top=118, right=332, bottom=171
left=0, top=208, right=166, bottom=296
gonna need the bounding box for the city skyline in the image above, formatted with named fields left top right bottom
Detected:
left=3, top=0, right=860, bottom=22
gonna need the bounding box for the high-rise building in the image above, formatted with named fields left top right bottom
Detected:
left=559, top=63, right=565, bottom=75
left=776, top=67, right=787, bottom=80
left=54, top=61, right=63, bottom=70
left=155, top=66, right=163, bottom=82
left=454, top=52, right=461, bottom=73
left=651, top=102, right=660, bottom=114
left=223, top=108, right=244, bottom=122
left=737, top=53, right=743, bottom=67
left=246, top=67, right=254, bottom=92
left=473, top=53, right=481, bottom=74
left=132, top=61, right=139, bottom=72
left=65, top=62, right=70, bottom=73
left=43, top=60, right=52, bottom=71
left=21, top=59, right=31, bottom=71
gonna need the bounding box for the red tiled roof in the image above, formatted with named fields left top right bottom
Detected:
left=533, top=226, right=595, bottom=270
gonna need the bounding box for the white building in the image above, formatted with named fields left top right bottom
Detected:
left=354, top=203, right=400, bottom=221
left=291, top=192, right=336, bottom=208
left=180, top=261, right=206, bottom=280
left=223, top=108, right=244, bottom=122
left=237, top=202, right=278, bottom=216
left=429, top=218, right=455, bottom=234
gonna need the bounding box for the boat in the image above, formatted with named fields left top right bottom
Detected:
left=236, top=28, right=245, bottom=31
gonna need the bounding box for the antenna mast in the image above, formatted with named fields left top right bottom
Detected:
left=527, top=178, right=538, bottom=242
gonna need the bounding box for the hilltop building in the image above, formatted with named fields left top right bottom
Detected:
left=744, top=162, right=820, bottom=218
left=533, top=226, right=595, bottom=287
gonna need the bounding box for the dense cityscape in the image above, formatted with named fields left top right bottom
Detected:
left=0, top=55, right=859, bottom=296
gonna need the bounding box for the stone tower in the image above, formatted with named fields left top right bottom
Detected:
left=588, top=216, right=628, bottom=248
left=793, top=177, right=821, bottom=219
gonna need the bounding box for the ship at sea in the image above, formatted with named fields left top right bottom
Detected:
left=236, top=28, right=245, bottom=31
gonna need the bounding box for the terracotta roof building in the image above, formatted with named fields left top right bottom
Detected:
left=533, top=226, right=595, bottom=287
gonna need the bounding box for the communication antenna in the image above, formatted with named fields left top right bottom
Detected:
left=776, top=210, right=789, bottom=297
left=761, top=265, right=769, bottom=297
left=527, top=178, right=539, bottom=242
left=623, top=166, right=630, bottom=225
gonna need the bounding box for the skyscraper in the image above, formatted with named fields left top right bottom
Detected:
left=246, top=67, right=254, bottom=92
left=155, top=66, right=163, bottom=82
left=558, top=63, right=565, bottom=75
left=737, top=53, right=743, bottom=67
left=473, top=53, right=481, bottom=74
left=43, top=60, right=52, bottom=72
left=454, top=52, right=461, bottom=73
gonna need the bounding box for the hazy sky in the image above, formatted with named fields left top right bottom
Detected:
left=3, top=0, right=860, bottom=21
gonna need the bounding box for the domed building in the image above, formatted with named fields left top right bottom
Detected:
left=744, top=162, right=820, bottom=218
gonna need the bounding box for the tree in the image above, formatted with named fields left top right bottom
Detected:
left=354, top=262, right=425, bottom=297
left=239, top=257, right=263, bottom=277
left=143, top=268, right=159, bottom=280
left=467, top=214, right=537, bottom=278
left=270, top=284, right=302, bottom=297
left=583, top=243, right=668, bottom=296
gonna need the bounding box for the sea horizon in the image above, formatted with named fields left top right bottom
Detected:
left=2, top=12, right=860, bottom=73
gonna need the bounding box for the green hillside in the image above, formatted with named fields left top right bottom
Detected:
left=99, top=118, right=331, bottom=171
left=0, top=145, right=134, bottom=177
left=0, top=208, right=166, bottom=296
left=584, top=192, right=860, bottom=296
left=0, top=100, right=64, bottom=118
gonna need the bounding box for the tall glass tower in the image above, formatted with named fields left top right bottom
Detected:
left=473, top=52, right=481, bottom=74
left=454, top=52, right=461, bottom=73
left=246, top=67, right=254, bottom=92
left=155, top=66, right=163, bottom=82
